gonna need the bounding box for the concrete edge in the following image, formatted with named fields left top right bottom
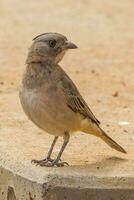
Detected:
left=1, top=165, right=134, bottom=199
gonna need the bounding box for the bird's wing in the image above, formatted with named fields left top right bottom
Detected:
left=67, top=94, right=100, bottom=125
left=60, top=72, right=100, bottom=125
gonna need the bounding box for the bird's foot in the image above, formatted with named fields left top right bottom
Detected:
left=46, top=160, right=69, bottom=167
left=31, top=157, right=54, bottom=166
left=31, top=158, right=69, bottom=167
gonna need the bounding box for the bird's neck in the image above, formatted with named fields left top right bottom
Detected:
left=22, top=61, right=55, bottom=89
left=26, top=50, right=64, bottom=65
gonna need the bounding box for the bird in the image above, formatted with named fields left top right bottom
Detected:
left=19, top=32, right=126, bottom=167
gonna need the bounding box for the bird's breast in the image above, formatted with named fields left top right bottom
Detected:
left=19, top=87, right=80, bottom=136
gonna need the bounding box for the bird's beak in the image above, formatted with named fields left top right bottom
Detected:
left=62, top=41, right=78, bottom=50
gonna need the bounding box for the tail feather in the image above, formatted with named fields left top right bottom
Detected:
left=99, top=128, right=126, bottom=154
left=82, top=121, right=126, bottom=154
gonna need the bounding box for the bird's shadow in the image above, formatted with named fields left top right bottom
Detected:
left=61, top=156, right=128, bottom=174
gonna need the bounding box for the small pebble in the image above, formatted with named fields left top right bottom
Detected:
left=106, top=124, right=110, bottom=127
left=91, top=69, right=95, bottom=74
left=75, top=70, right=80, bottom=74
left=97, top=99, right=101, bottom=103
left=0, top=81, right=4, bottom=85
left=112, top=91, right=119, bottom=97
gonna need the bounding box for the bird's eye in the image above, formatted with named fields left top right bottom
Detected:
left=49, top=40, right=56, bottom=48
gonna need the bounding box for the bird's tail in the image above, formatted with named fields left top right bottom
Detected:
left=81, top=121, right=126, bottom=154
left=98, top=127, right=126, bottom=153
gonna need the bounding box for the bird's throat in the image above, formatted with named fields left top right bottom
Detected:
left=22, top=62, right=54, bottom=89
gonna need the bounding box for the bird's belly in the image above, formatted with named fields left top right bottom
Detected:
left=20, top=89, right=80, bottom=136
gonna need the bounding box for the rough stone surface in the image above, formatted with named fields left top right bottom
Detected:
left=0, top=0, right=134, bottom=199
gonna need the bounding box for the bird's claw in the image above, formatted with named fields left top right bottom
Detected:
left=31, top=157, right=53, bottom=166
left=31, top=158, right=69, bottom=167
left=55, top=161, right=69, bottom=167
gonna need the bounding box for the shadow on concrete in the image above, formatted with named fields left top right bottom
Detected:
left=60, top=156, right=128, bottom=174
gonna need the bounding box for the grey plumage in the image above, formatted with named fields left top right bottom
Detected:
left=20, top=32, right=126, bottom=167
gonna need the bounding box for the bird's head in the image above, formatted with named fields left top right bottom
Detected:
left=26, top=32, right=77, bottom=64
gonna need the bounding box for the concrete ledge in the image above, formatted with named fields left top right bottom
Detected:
left=1, top=165, right=134, bottom=200
left=0, top=167, right=43, bottom=200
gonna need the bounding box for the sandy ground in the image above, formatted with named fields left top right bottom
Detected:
left=0, top=0, right=134, bottom=170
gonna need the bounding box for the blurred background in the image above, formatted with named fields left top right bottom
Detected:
left=0, top=0, right=134, bottom=96
left=0, top=0, right=133, bottom=163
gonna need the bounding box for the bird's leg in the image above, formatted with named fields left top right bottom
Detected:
left=31, top=136, right=58, bottom=165
left=46, top=131, right=70, bottom=167
left=45, top=136, right=58, bottom=161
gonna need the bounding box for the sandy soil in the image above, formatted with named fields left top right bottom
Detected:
left=0, top=0, right=134, bottom=168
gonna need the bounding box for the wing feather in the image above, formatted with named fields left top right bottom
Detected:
left=60, top=73, right=100, bottom=125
